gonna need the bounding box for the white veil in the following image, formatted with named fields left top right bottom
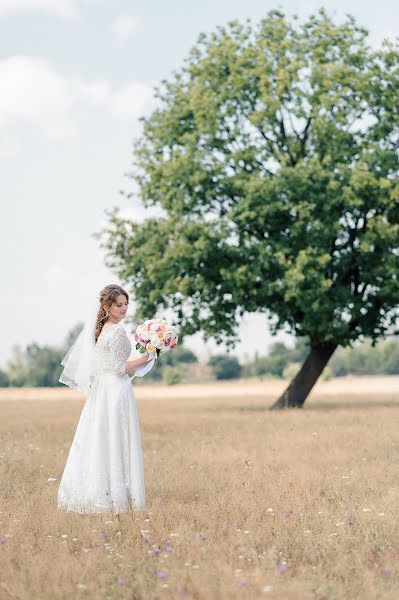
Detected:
left=59, top=294, right=100, bottom=395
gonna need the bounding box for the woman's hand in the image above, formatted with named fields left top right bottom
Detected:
left=124, top=351, right=153, bottom=375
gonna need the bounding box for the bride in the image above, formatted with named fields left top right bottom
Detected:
left=57, top=284, right=155, bottom=515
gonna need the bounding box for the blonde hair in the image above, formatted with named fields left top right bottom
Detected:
left=95, top=284, right=129, bottom=342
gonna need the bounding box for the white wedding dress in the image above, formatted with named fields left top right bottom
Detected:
left=57, top=322, right=152, bottom=514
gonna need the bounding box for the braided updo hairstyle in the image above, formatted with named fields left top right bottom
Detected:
left=95, top=284, right=129, bottom=342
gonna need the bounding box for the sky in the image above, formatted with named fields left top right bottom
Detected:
left=0, top=0, right=398, bottom=366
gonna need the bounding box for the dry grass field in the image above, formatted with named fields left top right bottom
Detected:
left=1, top=376, right=399, bottom=600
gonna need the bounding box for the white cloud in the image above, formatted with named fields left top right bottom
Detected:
left=0, top=55, right=154, bottom=154
left=111, top=14, right=138, bottom=41
left=77, top=79, right=111, bottom=107
left=76, top=78, right=155, bottom=119
left=110, top=82, right=154, bottom=120
left=0, top=55, right=77, bottom=139
left=0, top=0, right=82, bottom=18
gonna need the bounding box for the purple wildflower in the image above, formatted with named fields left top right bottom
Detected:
left=156, top=570, right=168, bottom=580
left=236, top=578, right=250, bottom=587
left=382, top=570, right=392, bottom=580
left=347, top=513, right=357, bottom=526
left=278, top=564, right=288, bottom=574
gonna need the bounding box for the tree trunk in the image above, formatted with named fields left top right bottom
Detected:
left=270, top=342, right=338, bottom=409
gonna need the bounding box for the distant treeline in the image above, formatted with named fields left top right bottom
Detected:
left=0, top=325, right=398, bottom=387
left=242, top=338, right=399, bottom=381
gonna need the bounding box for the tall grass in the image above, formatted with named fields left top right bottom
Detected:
left=1, top=377, right=399, bottom=599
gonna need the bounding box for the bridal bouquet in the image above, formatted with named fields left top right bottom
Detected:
left=134, top=318, right=178, bottom=359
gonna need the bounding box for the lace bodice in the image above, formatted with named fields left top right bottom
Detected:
left=94, top=323, right=131, bottom=378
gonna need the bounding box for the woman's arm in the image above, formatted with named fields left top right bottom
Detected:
left=124, top=352, right=152, bottom=375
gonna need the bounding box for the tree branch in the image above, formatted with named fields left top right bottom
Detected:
left=276, top=114, right=296, bottom=166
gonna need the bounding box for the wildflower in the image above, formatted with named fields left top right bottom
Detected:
left=278, top=564, right=287, bottom=574
left=382, top=570, right=392, bottom=580
left=156, top=570, right=168, bottom=579
left=347, top=513, right=357, bottom=526
left=236, top=578, right=250, bottom=587
left=115, top=577, right=128, bottom=586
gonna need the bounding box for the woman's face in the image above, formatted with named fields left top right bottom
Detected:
left=108, top=294, right=128, bottom=321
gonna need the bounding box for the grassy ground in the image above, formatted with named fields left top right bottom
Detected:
left=1, top=376, right=399, bottom=600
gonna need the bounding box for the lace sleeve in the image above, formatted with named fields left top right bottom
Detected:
left=108, top=328, right=128, bottom=376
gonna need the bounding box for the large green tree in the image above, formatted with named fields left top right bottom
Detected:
left=98, top=9, right=399, bottom=408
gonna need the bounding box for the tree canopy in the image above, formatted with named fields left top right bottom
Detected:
left=98, top=9, right=399, bottom=407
